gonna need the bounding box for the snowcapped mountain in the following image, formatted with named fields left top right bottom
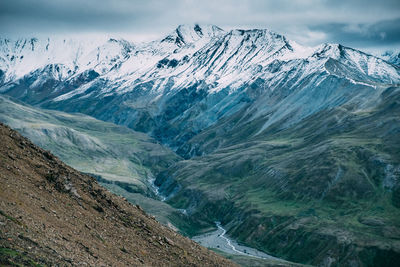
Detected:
left=1, top=24, right=400, bottom=151
left=0, top=36, right=133, bottom=82
left=380, top=51, right=400, bottom=66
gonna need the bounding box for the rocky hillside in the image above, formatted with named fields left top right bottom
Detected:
left=0, top=122, right=236, bottom=266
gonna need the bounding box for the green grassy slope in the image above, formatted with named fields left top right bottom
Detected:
left=157, top=86, right=400, bottom=266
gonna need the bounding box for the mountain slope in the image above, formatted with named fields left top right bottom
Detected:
left=156, top=85, right=400, bottom=266
left=0, top=95, right=179, bottom=196
left=0, top=122, right=236, bottom=266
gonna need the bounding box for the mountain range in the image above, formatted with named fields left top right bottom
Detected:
left=1, top=25, right=399, bottom=152
left=1, top=24, right=400, bottom=266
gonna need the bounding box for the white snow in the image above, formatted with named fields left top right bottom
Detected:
left=1, top=24, right=399, bottom=102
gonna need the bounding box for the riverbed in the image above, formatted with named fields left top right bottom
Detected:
left=192, top=222, right=279, bottom=260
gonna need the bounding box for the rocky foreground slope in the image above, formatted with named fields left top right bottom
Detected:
left=0, top=122, right=236, bottom=266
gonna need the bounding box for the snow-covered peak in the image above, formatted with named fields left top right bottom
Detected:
left=179, top=24, right=225, bottom=38
left=229, top=28, right=287, bottom=43
left=311, top=43, right=342, bottom=59
left=381, top=51, right=400, bottom=66
left=0, top=36, right=135, bottom=82
left=308, top=43, right=400, bottom=84
left=161, top=24, right=225, bottom=46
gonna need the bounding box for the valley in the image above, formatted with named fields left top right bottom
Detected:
left=0, top=95, right=296, bottom=266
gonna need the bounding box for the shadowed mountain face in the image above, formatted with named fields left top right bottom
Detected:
left=0, top=122, right=237, bottom=266
left=1, top=24, right=400, bottom=266
left=381, top=51, right=400, bottom=67
left=1, top=25, right=399, bottom=152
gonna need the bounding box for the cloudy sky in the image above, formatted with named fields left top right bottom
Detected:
left=1, top=0, right=399, bottom=53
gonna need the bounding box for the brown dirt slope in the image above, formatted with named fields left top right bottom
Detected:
left=0, top=122, right=237, bottom=267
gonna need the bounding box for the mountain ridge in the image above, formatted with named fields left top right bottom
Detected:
left=1, top=24, right=398, bottom=95
left=1, top=24, right=399, bottom=154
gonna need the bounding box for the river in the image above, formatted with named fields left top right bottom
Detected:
left=192, top=222, right=280, bottom=260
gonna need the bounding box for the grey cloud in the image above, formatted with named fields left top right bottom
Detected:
left=0, top=0, right=399, bottom=52
left=310, top=18, right=400, bottom=48
left=0, top=0, right=160, bottom=33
